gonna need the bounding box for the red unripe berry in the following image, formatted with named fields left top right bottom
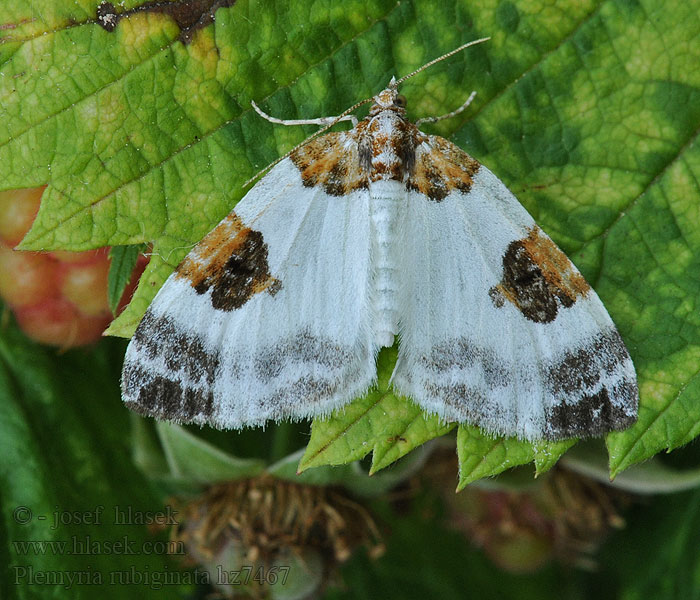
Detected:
left=0, top=187, right=148, bottom=347
left=14, top=299, right=110, bottom=347
left=59, top=251, right=111, bottom=317
left=0, top=245, right=56, bottom=307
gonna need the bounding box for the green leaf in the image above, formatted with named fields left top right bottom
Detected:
left=456, top=426, right=575, bottom=490
left=299, top=348, right=454, bottom=473
left=107, top=245, right=144, bottom=314
left=563, top=442, right=700, bottom=494
left=156, top=421, right=266, bottom=484
left=130, top=413, right=170, bottom=478
left=105, top=254, right=175, bottom=337
left=601, top=489, right=700, bottom=600
left=270, top=445, right=432, bottom=497
left=3, top=0, right=700, bottom=480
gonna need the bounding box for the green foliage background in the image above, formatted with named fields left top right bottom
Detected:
left=1, top=0, right=700, bottom=597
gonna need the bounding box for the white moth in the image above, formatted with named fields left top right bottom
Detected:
left=122, top=40, right=638, bottom=441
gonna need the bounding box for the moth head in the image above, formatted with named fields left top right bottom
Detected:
left=369, top=79, right=408, bottom=116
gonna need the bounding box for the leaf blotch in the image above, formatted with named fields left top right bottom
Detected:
left=97, top=0, right=236, bottom=43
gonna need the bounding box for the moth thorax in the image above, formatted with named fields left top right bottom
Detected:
left=368, top=112, right=413, bottom=183
left=370, top=186, right=401, bottom=348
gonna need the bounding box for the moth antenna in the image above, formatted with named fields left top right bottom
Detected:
left=393, top=37, right=491, bottom=87
left=415, top=90, right=477, bottom=126
left=251, top=100, right=358, bottom=127
left=244, top=96, right=374, bottom=188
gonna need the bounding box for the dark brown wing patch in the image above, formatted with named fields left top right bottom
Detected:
left=407, top=136, right=481, bottom=201
left=176, top=213, right=280, bottom=311
left=489, top=226, right=591, bottom=323
left=290, top=131, right=369, bottom=196
left=122, top=312, right=220, bottom=422
left=544, top=329, right=638, bottom=438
